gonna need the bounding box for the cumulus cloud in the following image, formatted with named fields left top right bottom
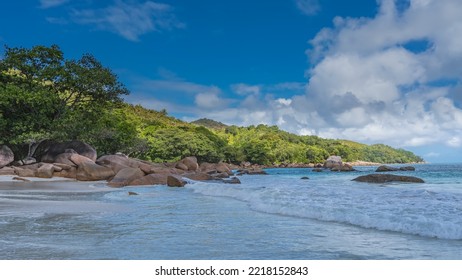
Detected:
left=286, top=0, right=461, bottom=148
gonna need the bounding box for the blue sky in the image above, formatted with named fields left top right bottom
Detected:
left=1, top=0, right=462, bottom=162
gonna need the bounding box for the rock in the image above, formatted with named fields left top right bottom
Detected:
left=12, top=177, right=31, bottom=182
left=167, top=175, right=187, bottom=187
left=216, top=162, right=233, bottom=175
left=184, top=172, right=214, bottom=181
left=200, top=162, right=215, bottom=173
left=128, top=191, right=139, bottom=196
left=53, top=167, right=77, bottom=179
left=96, top=154, right=156, bottom=175
left=312, top=168, right=323, bottom=172
left=76, top=161, right=115, bottom=181
left=96, top=154, right=131, bottom=173
left=51, top=165, right=63, bottom=172
left=175, top=162, right=189, bottom=171
left=69, top=153, right=94, bottom=166
left=336, top=163, right=355, bottom=172
left=40, top=141, right=97, bottom=163
left=13, top=167, right=36, bottom=177
left=324, top=155, right=342, bottom=169
left=36, top=163, right=55, bottom=178
left=22, top=157, right=37, bottom=165
left=53, top=163, right=72, bottom=170
left=12, top=160, right=24, bottom=166
left=54, top=152, right=78, bottom=166
left=0, top=167, right=16, bottom=175
left=210, top=172, right=230, bottom=179
left=181, top=156, right=199, bottom=171
left=375, top=165, right=399, bottom=172
left=352, top=174, right=425, bottom=183
left=108, top=167, right=145, bottom=187
left=236, top=168, right=268, bottom=175
left=223, top=177, right=241, bottom=184
left=400, top=166, right=416, bottom=171
left=137, top=163, right=155, bottom=174
left=0, top=145, right=14, bottom=168
left=301, top=176, right=309, bottom=180
left=129, top=173, right=169, bottom=186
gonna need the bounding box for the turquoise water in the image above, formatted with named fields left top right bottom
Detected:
left=1, top=164, right=462, bottom=259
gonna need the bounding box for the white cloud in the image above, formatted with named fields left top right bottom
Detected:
left=447, top=136, right=461, bottom=148
left=70, top=0, right=184, bottom=41
left=231, top=83, right=261, bottom=95
left=195, top=92, right=229, bottom=109
left=295, top=0, right=320, bottom=16
left=296, top=0, right=462, bottom=148
left=39, top=0, right=68, bottom=9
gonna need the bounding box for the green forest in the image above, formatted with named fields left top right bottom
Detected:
left=0, top=45, right=424, bottom=164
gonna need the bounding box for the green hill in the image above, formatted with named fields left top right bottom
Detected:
left=191, top=118, right=228, bottom=130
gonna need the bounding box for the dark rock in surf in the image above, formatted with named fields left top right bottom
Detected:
left=352, top=174, right=424, bottom=183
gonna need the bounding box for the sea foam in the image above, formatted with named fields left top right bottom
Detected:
left=189, top=174, right=462, bottom=240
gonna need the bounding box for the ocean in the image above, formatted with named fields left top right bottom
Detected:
left=1, top=163, right=462, bottom=259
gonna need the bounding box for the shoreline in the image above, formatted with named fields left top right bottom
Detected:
left=0, top=175, right=111, bottom=192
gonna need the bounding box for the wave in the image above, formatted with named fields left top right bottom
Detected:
left=189, top=176, right=462, bottom=240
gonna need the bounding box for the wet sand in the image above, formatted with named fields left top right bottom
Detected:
left=0, top=176, right=110, bottom=192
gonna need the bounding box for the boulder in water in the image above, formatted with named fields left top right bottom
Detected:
left=353, top=174, right=424, bottom=183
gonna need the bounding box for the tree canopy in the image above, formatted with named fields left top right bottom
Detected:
left=0, top=45, right=128, bottom=150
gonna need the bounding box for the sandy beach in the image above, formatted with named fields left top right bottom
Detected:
left=0, top=175, right=111, bottom=191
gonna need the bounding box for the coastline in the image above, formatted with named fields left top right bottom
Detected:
left=0, top=175, right=110, bottom=192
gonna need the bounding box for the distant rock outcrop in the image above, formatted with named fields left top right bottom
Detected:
left=376, top=165, right=416, bottom=172
left=324, top=156, right=342, bottom=169
left=323, top=156, right=356, bottom=172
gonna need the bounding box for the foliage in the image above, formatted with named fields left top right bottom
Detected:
left=191, top=118, right=228, bottom=130
left=0, top=45, right=128, bottom=147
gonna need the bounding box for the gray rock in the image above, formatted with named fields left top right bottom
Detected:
left=352, top=174, right=424, bottom=183
left=0, top=167, right=16, bottom=175
left=37, top=163, right=55, bottom=178
left=40, top=141, right=97, bottom=163
left=223, top=177, right=241, bottom=184
left=324, top=155, right=342, bottom=169
left=0, top=145, right=14, bottom=168
left=399, top=166, right=416, bottom=171
left=167, top=175, right=187, bottom=187
left=375, top=165, right=399, bottom=172
left=108, top=167, right=145, bottom=187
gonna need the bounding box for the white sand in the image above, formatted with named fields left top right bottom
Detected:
left=0, top=175, right=76, bottom=182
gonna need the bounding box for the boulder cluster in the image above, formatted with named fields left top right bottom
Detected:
left=0, top=141, right=243, bottom=187
left=320, top=155, right=355, bottom=172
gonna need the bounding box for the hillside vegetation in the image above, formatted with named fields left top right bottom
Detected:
left=0, top=45, right=424, bottom=164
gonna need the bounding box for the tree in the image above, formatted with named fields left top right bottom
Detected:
left=0, top=45, right=129, bottom=149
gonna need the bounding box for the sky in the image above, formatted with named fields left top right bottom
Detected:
left=1, top=0, right=461, bottom=162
